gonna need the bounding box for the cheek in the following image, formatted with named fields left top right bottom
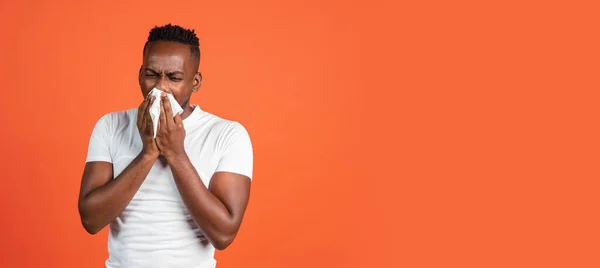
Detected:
left=171, top=90, right=185, bottom=101
left=171, top=87, right=192, bottom=104
left=139, top=78, right=155, bottom=91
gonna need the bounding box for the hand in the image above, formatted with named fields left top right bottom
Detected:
left=155, top=92, right=186, bottom=159
left=137, top=94, right=160, bottom=158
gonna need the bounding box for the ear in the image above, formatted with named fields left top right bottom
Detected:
left=192, top=72, right=202, bottom=92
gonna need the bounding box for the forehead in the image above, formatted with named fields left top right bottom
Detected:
left=143, top=41, right=192, bottom=69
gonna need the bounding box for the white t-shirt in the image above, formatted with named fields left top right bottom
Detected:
left=85, top=104, right=253, bottom=268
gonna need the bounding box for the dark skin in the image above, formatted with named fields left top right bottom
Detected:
left=78, top=41, right=252, bottom=250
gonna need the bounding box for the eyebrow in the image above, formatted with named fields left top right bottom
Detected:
left=144, top=68, right=184, bottom=75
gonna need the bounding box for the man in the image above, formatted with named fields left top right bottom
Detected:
left=78, top=24, right=253, bottom=268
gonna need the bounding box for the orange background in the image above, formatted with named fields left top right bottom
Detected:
left=0, top=0, right=599, bottom=267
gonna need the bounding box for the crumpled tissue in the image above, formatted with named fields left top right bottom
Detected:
left=148, top=88, right=184, bottom=138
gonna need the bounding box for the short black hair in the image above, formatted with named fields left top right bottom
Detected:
left=143, top=24, right=200, bottom=62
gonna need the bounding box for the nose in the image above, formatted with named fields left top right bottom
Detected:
left=155, top=75, right=172, bottom=94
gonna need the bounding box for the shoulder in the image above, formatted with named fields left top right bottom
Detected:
left=203, top=111, right=254, bottom=179
left=89, top=108, right=138, bottom=137
left=202, top=111, right=251, bottom=141
left=192, top=110, right=252, bottom=152
left=104, top=108, right=137, bottom=122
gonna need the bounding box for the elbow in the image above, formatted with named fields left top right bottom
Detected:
left=78, top=205, right=103, bottom=235
left=211, top=233, right=237, bottom=250
left=81, top=217, right=102, bottom=235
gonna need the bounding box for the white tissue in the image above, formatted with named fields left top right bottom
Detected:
left=148, top=88, right=184, bottom=138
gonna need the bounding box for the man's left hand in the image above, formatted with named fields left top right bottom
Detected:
left=156, top=92, right=186, bottom=159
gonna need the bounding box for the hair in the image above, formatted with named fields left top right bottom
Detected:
left=143, top=24, right=200, bottom=65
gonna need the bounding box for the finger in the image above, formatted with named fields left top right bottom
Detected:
left=174, top=113, right=183, bottom=128
left=138, top=95, right=150, bottom=126
left=159, top=94, right=167, bottom=133
left=155, top=116, right=159, bottom=138
left=146, top=96, right=156, bottom=135
left=162, top=93, right=174, bottom=127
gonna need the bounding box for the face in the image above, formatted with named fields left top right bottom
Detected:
left=139, top=41, right=201, bottom=108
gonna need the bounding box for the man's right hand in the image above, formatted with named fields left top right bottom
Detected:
left=79, top=95, right=162, bottom=234
left=137, top=94, right=160, bottom=158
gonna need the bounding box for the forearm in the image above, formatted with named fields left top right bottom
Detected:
left=166, top=154, right=236, bottom=249
left=79, top=152, right=157, bottom=234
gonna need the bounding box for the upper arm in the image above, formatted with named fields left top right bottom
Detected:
left=209, top=122, right=254, bottom=224
left=214, top=122, right=253, bottom=179
left=208, top=172, right=251, bottom=223
left=79, top=161, right=114, bottom=203
left=79, top=113, right=114, bottom=205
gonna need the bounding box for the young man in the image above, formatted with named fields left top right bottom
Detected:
left=78, top=24, right=253, bottom=268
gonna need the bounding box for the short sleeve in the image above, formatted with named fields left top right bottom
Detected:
left=85, top=114, right=113, bottom=163
left=215, top=122, right=254, bottom=180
